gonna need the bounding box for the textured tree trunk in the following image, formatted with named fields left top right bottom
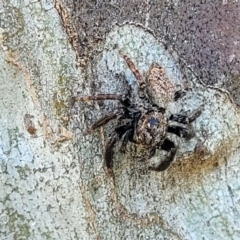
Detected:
left=1, top=1, right=240, bottom=239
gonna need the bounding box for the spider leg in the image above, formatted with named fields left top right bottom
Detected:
left=120, top=110, right=141, bottom=143
left=74, top=94, right=123, bottom=102
left=105, top=132, right=120, bottom=169
left=169, top=114, right=190, bottom=124
left=188, top=105, right=203, bottom=122
left=148, top=138, right=177, bottom=171
left=74, top=94, right=131, bottom=107
left=105, top=121, right=134, bottom=169
left=132, top=111, right=141, bottom=139
left=120, top=128, right=134, bottom=152
left=167, top=125, right=194, bottom=139
left=174, top=90, right=186, bottom=101
left=169, top=105, right=203, bottom=124
left=119, top=50, right=146, bottom=89
left=86, top=110, right=124, bottom=134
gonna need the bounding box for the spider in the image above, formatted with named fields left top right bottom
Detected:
left=74, top=51, right=202, bottom=173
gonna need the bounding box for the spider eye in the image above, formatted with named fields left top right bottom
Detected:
left=148, top=118, right=159, bottom=128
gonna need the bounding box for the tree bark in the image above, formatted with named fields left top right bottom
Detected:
left=0, top=1, right=240, bottom=239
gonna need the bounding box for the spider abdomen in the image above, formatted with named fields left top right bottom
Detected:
left=146, top=64, right=176, bottom=108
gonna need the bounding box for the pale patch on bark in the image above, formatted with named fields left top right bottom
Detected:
left=0, top=2, right=89, bottom=239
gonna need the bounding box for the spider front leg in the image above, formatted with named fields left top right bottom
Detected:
left=105, top=132, right=120, bottom=170
left=86, top=109, right=124, bottom=134
left=105, top=121, right=134, bottom=170
left=168, top=105, right=203, bottom=139
left=167, top=125, right=194, bottom=140
left=169, top=105, right=203, bottom=124
left=120, top=128, right=134, bottom=152
left=148, top=138, right=177, bottom=171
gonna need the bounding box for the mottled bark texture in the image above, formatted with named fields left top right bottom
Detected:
left=0, top=0, right=240, bottom=239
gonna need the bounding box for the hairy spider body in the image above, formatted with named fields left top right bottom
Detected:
left=75, top=52, right=202, bottom=173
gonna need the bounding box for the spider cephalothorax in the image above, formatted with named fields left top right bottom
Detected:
left=134, top=111, right=167, bottom=146
left=74, top=51, right=202, bottom=173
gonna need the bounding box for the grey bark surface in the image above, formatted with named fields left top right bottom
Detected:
left=0, top=1, right=240, bottom=240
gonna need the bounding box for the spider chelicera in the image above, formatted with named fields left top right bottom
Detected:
left=74, top=51, right=202, bottom=173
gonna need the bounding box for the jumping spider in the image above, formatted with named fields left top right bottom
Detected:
left=74, top=51, right=202, bottom=173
